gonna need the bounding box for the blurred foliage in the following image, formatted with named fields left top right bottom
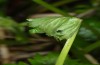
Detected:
left=0, top=0, right=100, bottom=65
left=3, top=53, right=96, bottom=65
left=0, top=17, right=28, bottom=44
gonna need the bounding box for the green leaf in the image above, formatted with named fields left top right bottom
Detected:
left=28, top=16, right=82, bottom=40
left=3, top=64, right=16, bottom=65
left=28, top=53, right=58, bottom=65
left=0, top=17, right=28, bottom=43
left=0, top=17, right=16, bottom=30
left=17, top=62, right=28, bottom=65
left=28, top=16, right=82, bottom=65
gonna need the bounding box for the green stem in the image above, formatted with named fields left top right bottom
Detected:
left=33, top=0, right=68, bottom=16
left=38, top=0, right=75, bottom=13
left=53, top=0, right=75, bottom=6
left=84, top=41, right=100, bottom=53
left=55, top=30, right=78, bottom=65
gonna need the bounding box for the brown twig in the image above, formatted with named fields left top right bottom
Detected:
left=77, top=8, right=96, bottom=18
left=12, top=51, right=49, bottom=60
left=84, top=54, right=99, bottom=64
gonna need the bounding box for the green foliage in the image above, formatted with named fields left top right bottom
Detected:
left=3, top=53, right=96, bottom=65
left=0, top=17, right=28, bottom=44
left=17, top=62, right=28, bottom=65
left=28, top=16, right=81, bottom=40
left=0, top=0, right=100, bottom=65
left=28, top=16, right=84, bottom=65
left=0, top=17, right=20, bottom=30
left=29, top=53, right=58, bottom=65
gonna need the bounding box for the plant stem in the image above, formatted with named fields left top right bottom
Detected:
left=39, top=0, right=75, bottom=12
left=33, top=0, right=68, bottom=16
left=55, top=30, right=78, bottom=65
left=53, top=0, right=75, bottom=6
left=84, top=41, right=100, bottom=53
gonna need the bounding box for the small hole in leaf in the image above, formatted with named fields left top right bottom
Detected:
left=56, top=30, right=62, bottom=33
left=29, top=27, right=33, bottom=30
